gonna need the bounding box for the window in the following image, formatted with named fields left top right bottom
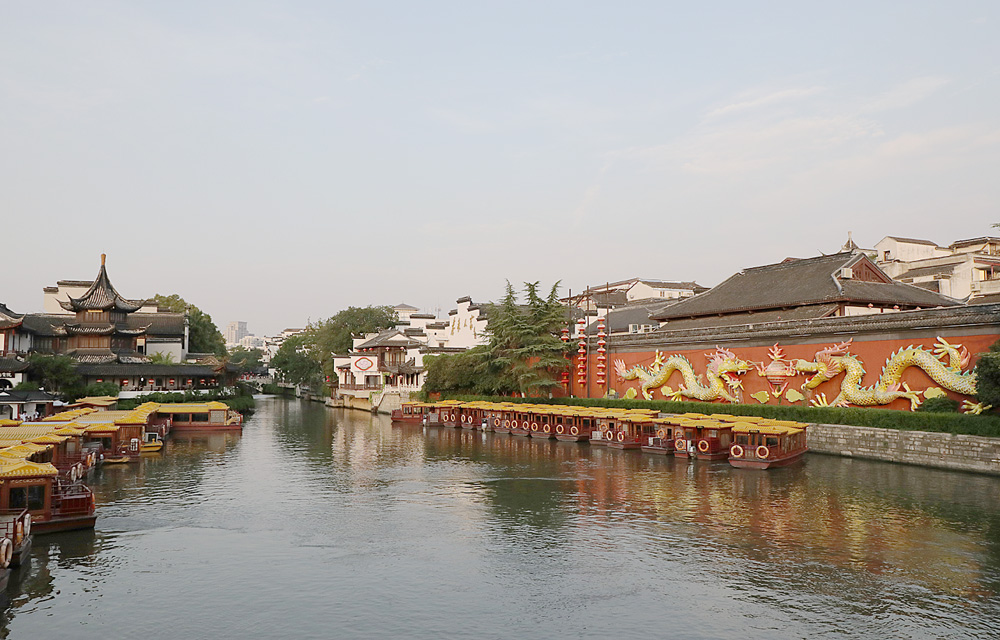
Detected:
left=27, top=485, right=45, bottom=510
left=191, top=413, right=209, bottom=422
left=9, top=485, right=46, bottom=511
left=174, top=413, right=190, bottom=422
left=766, top=436, right=779, bottom=447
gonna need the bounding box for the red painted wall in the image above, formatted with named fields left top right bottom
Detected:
left=571, top=332, right=996, bottom=411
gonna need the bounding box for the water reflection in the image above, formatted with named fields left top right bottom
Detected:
left=2, top=398, right=998, bottom=639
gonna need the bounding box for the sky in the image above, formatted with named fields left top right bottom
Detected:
left=2, top=1, right=998, bottom=336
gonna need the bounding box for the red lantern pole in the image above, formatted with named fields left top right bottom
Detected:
left=595, top=319, right=606, bottom=391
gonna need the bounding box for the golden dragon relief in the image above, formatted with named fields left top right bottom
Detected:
left=794, top=338, right=985, bottom=413
left=612, top=338, right=985, bottom=413
left=614, top=348, right=752, bottom=403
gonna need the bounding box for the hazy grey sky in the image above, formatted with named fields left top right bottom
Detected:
left=3, top=2, right=997, bottom=335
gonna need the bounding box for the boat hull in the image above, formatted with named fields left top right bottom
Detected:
left=640, top=445, right=674, bottom=455
left=32, top=514, right=98, bottom=534
left=606, top=441, right=642, bottom=450
left=730, top=448, right=807, bottom=469
left=11, top=536, right=31, bottom=568
left=555, top=434, right=589, bottom=442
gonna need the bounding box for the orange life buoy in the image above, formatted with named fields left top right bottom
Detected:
left=730, top=444, right=744, bottom=458
left=543, top=425, right=550, bottom=433
left=757, top=445, right=770, bottom=459
left=570, top=426, right=579, bottom=436
left=697, top=440, right=710, bottom=453
left=531, top=422, right=538, bottom=431
left=523, top=421, right=529, bottom=429
left=656, top=428, right=667, bottom=440
left=494, top=417, right=500, bottom=426
left=617, top=431, right=625, bottom=442
left=461, top=415, right=467, bottom=423
left=556, top=425, right=564, bottom=434
left=675, top=439, right=686, bottom=451
left=503, top=420, right=509, bottom=428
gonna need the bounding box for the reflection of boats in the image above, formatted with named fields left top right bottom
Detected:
left=102, top=455, right=133, bottom=464
left=729, top=421, right=807, bottom=469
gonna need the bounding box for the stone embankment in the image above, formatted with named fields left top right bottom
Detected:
left=808, top=423, right=1000, bottom=476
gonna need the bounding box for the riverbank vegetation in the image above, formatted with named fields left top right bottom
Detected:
left=116, top=382, right=257, bottom=414
left=438, top=394, right=1000, bottom=437
left=152, top=294, right=226, bottom=355
left=270, top=306, right=398, bottom=393
left=423, top=281, right=570, bottom=397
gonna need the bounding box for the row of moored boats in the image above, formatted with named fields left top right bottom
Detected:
left=0, top=400, right=242, bottom=588
left=392, top=400, right=808, bottom=468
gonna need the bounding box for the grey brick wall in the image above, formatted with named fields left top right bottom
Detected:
left=808, top=423, right=1000, bottom=476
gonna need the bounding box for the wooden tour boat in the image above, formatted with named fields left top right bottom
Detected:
left=729, top=421, right=808, bottom=469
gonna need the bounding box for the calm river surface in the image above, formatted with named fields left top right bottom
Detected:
left=3, top=397, right=1000, bottom=639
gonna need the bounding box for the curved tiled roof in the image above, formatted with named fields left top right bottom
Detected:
left=653, top=252, right=957, bottom=321
left=59, top=259, right=146, bottom=313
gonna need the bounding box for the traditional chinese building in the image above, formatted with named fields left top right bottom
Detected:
left=0, top=256, right=225, bottom=393
left=574, top=252, right=995, bottom=413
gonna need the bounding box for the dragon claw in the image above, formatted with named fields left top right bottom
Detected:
left=962, top=400, right=992, bottom=415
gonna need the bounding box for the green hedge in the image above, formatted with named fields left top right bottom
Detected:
left=440, top=394, right=1000, bottom=438
left=118, top=388, right=256, bottom=415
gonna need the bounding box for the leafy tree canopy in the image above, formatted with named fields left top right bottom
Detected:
left=423, top=281, right=570, bottom=397
left=229, top=347, right=265, bottom=372
left=975, top=339, right=1000, bottom=410
left=25, top=354, right=81, bottom=393
left=269, top=306, right=397, bottom=392
left=304, top=306, right=398, bottom=355
left=152, top=294, right=226, bottom=356
left=269, top=335, right=323, bottom=388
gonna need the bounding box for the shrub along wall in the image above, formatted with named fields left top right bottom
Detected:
left=442, top=395, right=1000, bottom=438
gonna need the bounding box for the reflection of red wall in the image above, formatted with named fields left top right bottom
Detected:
left=572, top=332, right=996, bottom=410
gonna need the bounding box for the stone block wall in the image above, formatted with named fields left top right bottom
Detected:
left=808, top=423, right=1000, bottom=476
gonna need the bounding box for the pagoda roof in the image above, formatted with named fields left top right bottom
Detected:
left=59, top=255, right=146, bottom=313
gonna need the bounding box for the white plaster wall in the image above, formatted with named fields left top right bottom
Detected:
left=146, top=341, right=184, bottom=362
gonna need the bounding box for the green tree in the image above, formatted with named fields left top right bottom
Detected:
left=270, top=335, right=323, bottom=388
left=422, top=281, right=570, bottom=397
left=975, top=340, right=1000, bottom=410
left=493, top=281, right=572, bottom=396
left=25, top=354, right=81, bottom=393
left=229, top=347, right=265, bottom=372
left=152, top=294, right=226, bottom=356
left=305, top=306, right=397, bottom=354
left=149, top=351, right=176, bottom=364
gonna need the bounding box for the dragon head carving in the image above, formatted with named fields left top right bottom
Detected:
left=706, top=347, right=751, bottom=390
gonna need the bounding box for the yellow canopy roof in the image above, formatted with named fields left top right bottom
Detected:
left=43, top=407, right=96, bottom=421
left=153, top=401, right=229, bottom=413
left=67, top=396, right=118, bottom=407
left=731, top=423, right=806, bottom=436
left=83, top=422, right=121, bottom=433
left=0, top=460, right=59, bottom=479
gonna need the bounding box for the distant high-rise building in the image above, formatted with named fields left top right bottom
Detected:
left=225, top=321, right=249, bottom=345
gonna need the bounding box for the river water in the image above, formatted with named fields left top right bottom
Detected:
left=2, top=397, right=999, bottom=639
